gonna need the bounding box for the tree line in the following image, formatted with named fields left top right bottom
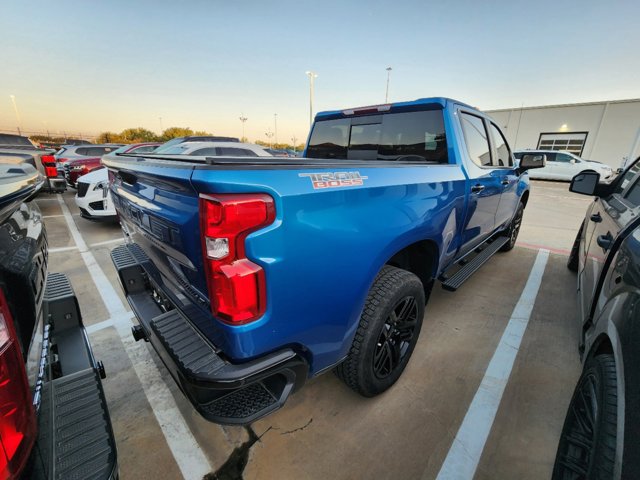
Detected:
left=30, top=126, right=306, bottom=152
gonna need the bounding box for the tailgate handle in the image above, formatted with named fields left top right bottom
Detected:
left=118, top=171, right=138, bottom=185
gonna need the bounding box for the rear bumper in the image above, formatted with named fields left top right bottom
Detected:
left=110, top=244, right=308, bottom=425
left=26, top=273, right=118, bottom=480
left=43, top=176, right=66, bottom=193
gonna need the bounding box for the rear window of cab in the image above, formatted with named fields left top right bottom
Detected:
left=306, top=109, right=448, bottom=163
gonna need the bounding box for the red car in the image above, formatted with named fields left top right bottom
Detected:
left=60, top=143, right=159, bottom=188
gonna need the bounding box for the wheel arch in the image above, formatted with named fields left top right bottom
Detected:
left=585, top=333, right=614, bottom=362
left=385, top=239, right=439, bottom=300
left=520, top=189, right=530, bottom=207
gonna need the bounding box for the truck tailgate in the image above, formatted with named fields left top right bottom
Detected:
left=106, top=157, right=210, bottom=303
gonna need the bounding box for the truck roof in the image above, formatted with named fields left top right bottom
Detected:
left=315, top=97, right=476, bottom=121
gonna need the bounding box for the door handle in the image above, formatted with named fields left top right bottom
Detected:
left=471, top=184, right=485, bottom=194
left=501, top=178, right=510, bottom=186
left=596, top=232, right=614, bottom=251
left=590, top=212, right=602, bottom=223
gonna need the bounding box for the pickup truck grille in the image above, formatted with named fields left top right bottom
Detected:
left=77, top=182, right=89, bottom=198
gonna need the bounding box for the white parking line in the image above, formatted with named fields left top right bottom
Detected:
left=434, top=249, right=550, bottom=480
left=49, top=246, right=79, bottom=253
left=43, top=214, right=64, bottom=218
left=56, top=195, right=212, bottom=479
left=90, top=238, right=125, bottom=248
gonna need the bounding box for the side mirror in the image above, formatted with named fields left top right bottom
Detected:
left=519, top=153, right=546, bottom=170
left=570, top=171, right=600, bottom=196
left=616, top=168, right=624, bottom=174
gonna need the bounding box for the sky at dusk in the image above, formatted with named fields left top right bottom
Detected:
left=1, top=0, right=639, bottom=143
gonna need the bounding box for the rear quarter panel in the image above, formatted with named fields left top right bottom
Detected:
left=190, top=163, right=467, bottom=372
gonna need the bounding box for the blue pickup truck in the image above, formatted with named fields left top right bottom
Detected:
left=103, top=97, right=544, bottom=425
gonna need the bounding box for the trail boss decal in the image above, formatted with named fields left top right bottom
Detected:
left=299, top=171, right=368, bottom=189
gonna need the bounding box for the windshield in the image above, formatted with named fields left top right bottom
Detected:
left=156, top=144, right=191, bottom=155
left=306, top=109, right=448, bottom=163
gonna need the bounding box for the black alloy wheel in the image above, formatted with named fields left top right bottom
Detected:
left=373, top=296, right=419, bottom=379
left=501, top=201, right=524, bottom=252
left=552, top=354, right=617, bottom=480
left=334, top=265, right=425, bottom=397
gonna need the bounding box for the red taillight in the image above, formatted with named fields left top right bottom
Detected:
left=40, top=155, right=58, bottom=178
left=0, top=288, right=36, bottom=480
left=199, top=194, right=275, bottom=324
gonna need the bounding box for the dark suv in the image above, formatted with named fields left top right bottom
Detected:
left=553, top=156, right=640, bottom=479
left=0, top=135, right=65, bottom=193
left=0, top=163, right=117, bottom=478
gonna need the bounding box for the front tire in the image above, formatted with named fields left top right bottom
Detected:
left=500, top=201, right=525, bottom=252
left=335, top=265, right=425, bottom=397
left=552, top=354, right=617, bottom=480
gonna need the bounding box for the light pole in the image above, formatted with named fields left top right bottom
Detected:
left=385, top=67, right=392, bottom=103
left=9, top=95, right=22, bottom=135
left=274, top=113, right=278, bottom=147
left=265, top=128, right=274, bottom=149
left=291, top=135, right=298, bottom=152
left=239, top=114, right=248, bottom=142
left=305, top=71, right=318, bottom=127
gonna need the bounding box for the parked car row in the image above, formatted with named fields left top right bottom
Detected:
left=73, top=137, right=274, bottom=221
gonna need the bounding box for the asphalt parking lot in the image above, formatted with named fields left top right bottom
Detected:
left=36, top=180, right=593, bottom=480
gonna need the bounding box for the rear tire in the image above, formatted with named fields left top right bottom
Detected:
left=567, top=221, right=584, bottom=272
left=500, top=201, right=525, bottom=252
left=335, top=265, right=425, bottom=397
left=552, top=354, right=617, bottom=480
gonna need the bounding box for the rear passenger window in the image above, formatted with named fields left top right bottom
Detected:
left=216, top=148, right=258, bottom=157
left=307, top=119, right=350, bottom=159
left=306, top=110, right=448, bottom=163
left=191, top=148, right=218, bottom=156
left=460, top=113, right=492, bottom=167
left=83, top=147, right=108, bottom=156
left=132, top=145, right=157, bottom=153
left=615, top=157, right=640, bottom=194
left=489, top=123, right=512, bottom=167
left=75, top=147, right=88, bottom=156
left=624, top=178, right=640, bottom=206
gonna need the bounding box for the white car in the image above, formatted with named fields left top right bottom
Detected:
left=75, top=167, right=116, bottom=221
left=514, top=150, right=614, bottom=181
left=155, top=141, right=273, bottom=157
left=75, top=142, right=274, bottom=221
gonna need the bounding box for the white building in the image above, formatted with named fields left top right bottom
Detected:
left=485, top=98, right=640, bottom=168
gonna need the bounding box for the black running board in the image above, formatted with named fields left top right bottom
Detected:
left=440, top=236, right=509, bottom=291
